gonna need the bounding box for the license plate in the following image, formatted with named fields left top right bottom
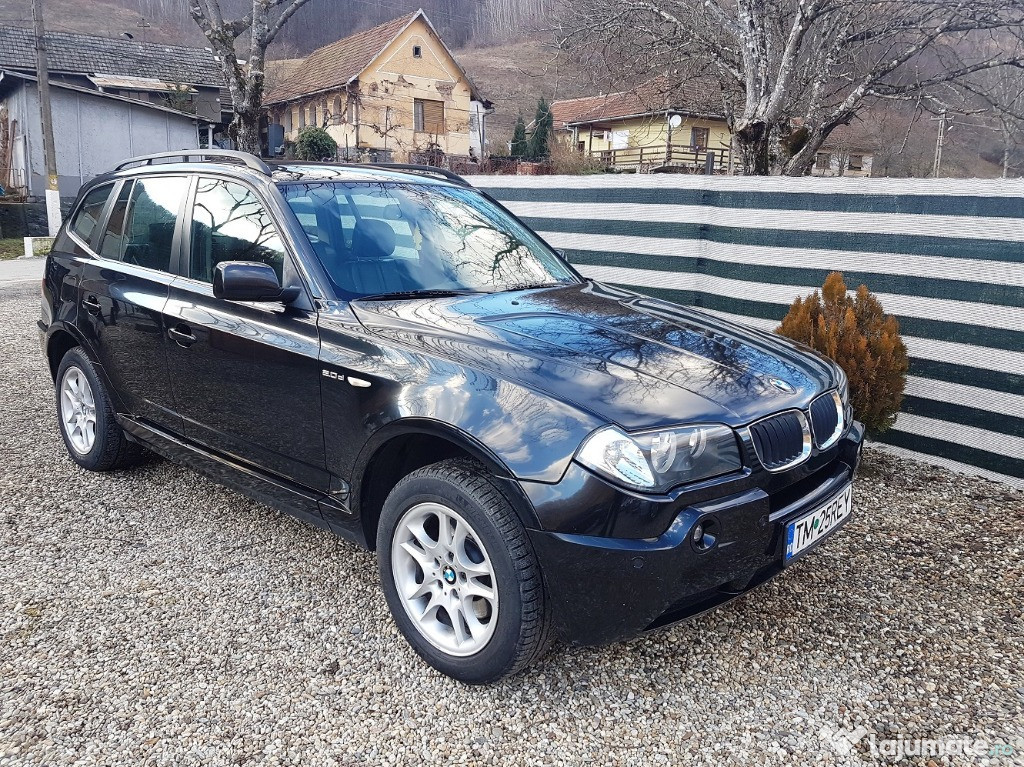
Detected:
left=784, top=483, right=853, bottom=563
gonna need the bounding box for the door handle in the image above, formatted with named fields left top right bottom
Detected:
left=168, top=325, right=197, bottom=347
left=82, top=296, right=102, bottom=315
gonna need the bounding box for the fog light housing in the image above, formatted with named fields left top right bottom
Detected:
left=691, top=518, right=719, bottom=552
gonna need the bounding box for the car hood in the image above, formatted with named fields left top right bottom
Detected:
left=349, top=281, right=839, bottom=431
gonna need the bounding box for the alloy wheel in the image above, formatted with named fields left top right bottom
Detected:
left=390, top=502, right=499, bottom=657
left=60, top=366, right=97, bottom=455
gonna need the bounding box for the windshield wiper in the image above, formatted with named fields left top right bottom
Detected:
left=502, top=282, right=563, bottom=292
left=354, top=289, right=484, bottom=301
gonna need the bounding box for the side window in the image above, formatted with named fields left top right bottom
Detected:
left=189, top=177, right=286, bottom=284
left=98, top=181, right=134, bottom=259
left=119, top=176, right=189, bottom=272
left=69, top=183, right=114, bottom=244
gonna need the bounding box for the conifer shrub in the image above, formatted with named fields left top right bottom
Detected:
left=776, top=272, right=909, bottom=434
left=295, top=127, right=337, bottom=161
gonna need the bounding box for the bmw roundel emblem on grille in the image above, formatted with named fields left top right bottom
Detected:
left=769, top=377, right=795, bottom=393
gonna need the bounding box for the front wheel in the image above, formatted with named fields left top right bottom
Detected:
left=377, top=459, right=551, bottom=683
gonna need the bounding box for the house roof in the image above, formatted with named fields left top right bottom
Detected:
left=551, top=77, right=724, bottom=128
left=265, top=58, right=306, bottom=91
left=0, top=25, right=223, bottom=87
left=87, top=74, right=197, bottom=93
left=820, top=123, right=876, bottom=153
left=265, top=11, right=420, bottom=104
left=265, top=9, right=486, bottom=106
left=0, top=70, right=215, bottom=123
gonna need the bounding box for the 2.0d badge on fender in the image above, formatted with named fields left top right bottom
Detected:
left=40, top=150, right=865, bottom=683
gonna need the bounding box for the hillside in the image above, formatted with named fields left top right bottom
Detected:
left=457, top=40, right=593, bottom=148
left=0, top=0, right=207, bottom=45
left=0, top=0, right=1012, bottom=175
left=0, top=0, right=552, bottom=51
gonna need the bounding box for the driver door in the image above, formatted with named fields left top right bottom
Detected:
left=164, top=175, right=329, bottom=495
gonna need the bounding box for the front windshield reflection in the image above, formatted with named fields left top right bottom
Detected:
left=279, top=181, right=578, bottom=299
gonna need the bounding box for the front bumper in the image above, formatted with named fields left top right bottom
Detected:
left=527, top=423, right=864, bottom=645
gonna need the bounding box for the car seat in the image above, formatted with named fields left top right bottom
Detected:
left=338, top=218, right=413, bottom=295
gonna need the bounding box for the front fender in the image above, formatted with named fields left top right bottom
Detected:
left=318, top=311, right=604, bottom=486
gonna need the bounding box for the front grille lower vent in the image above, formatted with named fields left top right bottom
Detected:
left=809, top=390, right=844, bottom=449
left=749, top=410, right=811, bottom=472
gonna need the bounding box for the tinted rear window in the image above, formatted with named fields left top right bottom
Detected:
left=69, top=183, right=113, bottom=245
left=119, top=176, right=189, bottom=272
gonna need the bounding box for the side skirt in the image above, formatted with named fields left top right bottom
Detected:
left=117, top=415, right=368, bottom=548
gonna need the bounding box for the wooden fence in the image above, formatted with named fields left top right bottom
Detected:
left=593, top=144, right=732, bottom=173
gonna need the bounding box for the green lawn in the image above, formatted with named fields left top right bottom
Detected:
left=0, top=239, right=24, bottom=260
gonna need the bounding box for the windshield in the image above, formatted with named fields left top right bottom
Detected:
left=278, top=181, right=579, bottom=299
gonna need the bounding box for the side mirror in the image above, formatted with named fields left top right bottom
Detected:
left=213, top=261, right=300, bottom=303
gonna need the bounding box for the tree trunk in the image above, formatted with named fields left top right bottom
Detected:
left=232, top=109, right=262, bottom=155
left=1001, top=123, right=1011, bottom=179
left=228, top=73, right=263, bottom=155
left=735, top=121, right=772, bottom=175
left=783, top=128, right=831, bottom=177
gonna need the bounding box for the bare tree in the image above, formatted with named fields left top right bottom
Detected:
left=961, top=51, right=1024, bottom=177
left=558, top=0, right=1024, bottom=175
left=188, top=0, right=317, bottom=154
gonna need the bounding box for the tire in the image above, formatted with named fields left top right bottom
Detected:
left=377, top=458, right=551, bottom=684
left=55, top=347, right=148, bottom=472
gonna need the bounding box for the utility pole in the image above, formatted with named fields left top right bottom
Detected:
left=32, top=0, right=61, bottom=235
left=931, top=112, right=949, bottom=179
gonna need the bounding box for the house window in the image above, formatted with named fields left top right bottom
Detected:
left=299, top=105, right=306, bottom=130
left=815, top=153, right=830, bottom=170
left=348, top=98, right=357, bottom=124
left=848, top=154, right=864, bottom=171
left=413, top=45, right=422, bottom=58
left=285, top=108, right=293, bottom=134
left=414, top=98, right=444, bottom=134
left=690, top=127, right=709, bottom=149
left=577, top=141, right=586, bottom=153
left=333, top=96, right=343, bottom=125
left=310, top=103, right=318, bottom=128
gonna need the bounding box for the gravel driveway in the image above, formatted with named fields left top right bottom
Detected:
left=1, top=282, right=1022, bottom=766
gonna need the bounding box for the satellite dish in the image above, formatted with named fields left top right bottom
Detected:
left=668, top=114, right=683, bottom=128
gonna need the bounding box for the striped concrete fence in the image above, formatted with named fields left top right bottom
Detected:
left=471, top=174, right=1024, bottom=488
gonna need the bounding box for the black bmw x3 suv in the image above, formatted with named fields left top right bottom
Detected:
left=40, top=150, right=864, bottom=683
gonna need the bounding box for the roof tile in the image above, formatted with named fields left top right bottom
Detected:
left=0, top=25, right=223, bottom=87
left=265, top=11, right=419, bottom=104
left=551, top=77, right=724, bottom=126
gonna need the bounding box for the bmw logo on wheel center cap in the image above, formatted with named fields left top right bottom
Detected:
left=442, top=566, right=457, bottom=584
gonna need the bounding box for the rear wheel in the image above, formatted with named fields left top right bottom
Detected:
left=55, top=348, right=148, bottom=471
left=377, top=459, right=551, bottom=683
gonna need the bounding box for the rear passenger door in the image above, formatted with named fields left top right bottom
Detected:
left=76, top=174, right=188, bottom=432
left=164, top=175, right=328, bottom=493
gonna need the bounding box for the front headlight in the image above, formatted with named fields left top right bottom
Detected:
left=576, top=424, right=742, bottom=493
left=836, top=365, right=850, bottom=406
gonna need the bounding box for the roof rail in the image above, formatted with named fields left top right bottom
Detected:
left=360, top=162, right=472, bottom=187
left=113, top=149, right=272, bottom=175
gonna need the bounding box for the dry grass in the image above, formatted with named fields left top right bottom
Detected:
left=0, top=239, right=24, bottom=260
